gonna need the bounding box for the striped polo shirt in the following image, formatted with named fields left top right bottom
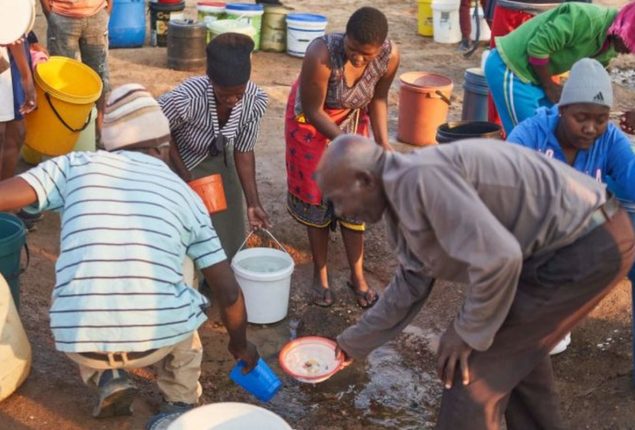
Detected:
left=19, top=150, right=226, bottom=353
left=158, top=76, right=268, bottom=170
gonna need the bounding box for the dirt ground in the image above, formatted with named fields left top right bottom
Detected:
left=2, top=0, right=635, bottom=429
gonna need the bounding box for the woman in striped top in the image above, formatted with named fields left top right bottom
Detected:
left=285, top=7, right=400, bottom=308
left=159, top=33, right=270, bottom=259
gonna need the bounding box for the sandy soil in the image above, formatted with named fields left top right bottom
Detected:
left=2, top=0, right=635, bottom=429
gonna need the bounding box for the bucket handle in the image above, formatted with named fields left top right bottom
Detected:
left=4, top=242, right=31, bottom=282
left=237, top=228, right=291, bottom=258
left=45, top=93, right=93, bottom=133
left=429, top=90, right=451, bottom=105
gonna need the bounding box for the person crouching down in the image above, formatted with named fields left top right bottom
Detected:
left=0, top=84, right=259, bottom=427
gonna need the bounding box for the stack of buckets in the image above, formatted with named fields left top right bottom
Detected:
left=149, top=0, right=186, bottom=47
left=23, top=56, right=102, bottom=165
left=196, top=3, right=327, bottom=58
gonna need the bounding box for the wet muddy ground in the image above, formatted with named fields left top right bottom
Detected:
left=2, top=0, right=635, bottom=429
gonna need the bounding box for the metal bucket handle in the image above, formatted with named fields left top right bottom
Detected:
left=237, top=228, right=291, bottom=257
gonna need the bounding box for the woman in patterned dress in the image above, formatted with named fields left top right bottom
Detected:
left=285, top=7, right=400, bottom=308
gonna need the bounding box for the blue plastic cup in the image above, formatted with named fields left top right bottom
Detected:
left=229, top=358, right=282, bottom=402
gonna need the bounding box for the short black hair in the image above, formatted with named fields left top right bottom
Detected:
left=206, top=33, right=254, bottom=86
left=345, top=7, right=388, bottom=46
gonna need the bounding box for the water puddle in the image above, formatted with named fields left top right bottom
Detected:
left=244, top=319, right=440, bottom=428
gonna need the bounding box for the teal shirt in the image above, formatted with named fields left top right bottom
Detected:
left=496, top=3, right=618, bottom=84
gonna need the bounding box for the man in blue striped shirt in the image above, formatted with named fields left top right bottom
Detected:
left=0, top=84, right=259, bottom=426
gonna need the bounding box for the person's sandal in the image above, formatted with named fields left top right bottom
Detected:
left=312, top=287, right=334, bottom=307
left=93, top=369, right=138, bottom=418
left=347, top=282, right=378, bottom=309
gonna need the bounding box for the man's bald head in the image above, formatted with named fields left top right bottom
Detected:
left=316, top=134, right=387, bottom=224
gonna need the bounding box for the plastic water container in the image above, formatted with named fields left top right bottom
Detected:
left=0, top=213, right=27, bottom=309
left=432, top=0, right=461, bottom=44
left=109, top=0, right=146, bottom=48
left=417, top=0, right=434, bottom=36
left=150, top=1, right=186, bottom=47
left=188, top=174, right=227, bottom=214
left=462, top=68, right=489, bottom=121
left=225, top=3, right=264, bottom=50
left=208, top=19, right=256, bottom=43
left=231, top=230, right=294, bottom=324
left=197, top=1, right=226, bottom=43
left=167, top=402, right=292, bottom=429
left=285, top=13, right=328, bottom=58
left=470, top=6, right=491, bottom=42
left=0, top=273, right=32, bottom=402
left=230, top=358, right=282, bottom=402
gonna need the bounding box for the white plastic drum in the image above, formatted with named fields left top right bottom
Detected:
left=285, top=13, right=328, bottom=58
left=431, top=0, right=461, bottom=44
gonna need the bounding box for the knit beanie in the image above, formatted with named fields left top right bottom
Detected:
left=559, top=58, right=613, bottom=108
left=102, top=83, right=171, bottom=151
left=206, top=33, right=254, bottom=87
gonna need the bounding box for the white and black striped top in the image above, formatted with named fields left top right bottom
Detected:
left=20, top=151, right=226, bottom=353
left=158, top=76, right=268, bottom=170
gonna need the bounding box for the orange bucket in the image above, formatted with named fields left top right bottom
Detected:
left=188, top=174, right=227, bottom=214
left=398, top=72, right=453, bottom=146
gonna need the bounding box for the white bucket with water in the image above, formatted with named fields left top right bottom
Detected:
left=207, top=19, right=256, bottom=43
left=470, top=6, right=491, bottom=42
left=0, top=274, right=31, bottom=402
left=231, top=230, right=294, bottom=324
left=432, top=0, right=461, bottom=44
left=285, top=13, right=328, bottom=58
left=168, top=402, right=292, bottom=429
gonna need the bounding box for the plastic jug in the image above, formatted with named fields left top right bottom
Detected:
left=229, top=358, right=282, bottom=402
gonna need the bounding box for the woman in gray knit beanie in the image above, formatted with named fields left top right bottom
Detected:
left=506, top=57, right=635, bottom=356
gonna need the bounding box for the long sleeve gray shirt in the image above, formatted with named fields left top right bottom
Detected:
left=337, top=140, right=606, bottom=357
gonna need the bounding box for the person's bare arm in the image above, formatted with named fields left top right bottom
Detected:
left=201, top=261, right=259, bottom=371
left=0, top=177, right=38, bottom=211
left=531, top=62, right=562, bottom=104
left=8, top=43, right=36, bottom=115
left=39, top=0, right=51, bottom=17
left=168, top=138, right=192, bottom=181
left=299, top=40, right=343, bottom=140
left=234, top=150, right=271, bottom=229
left=368, top=44, right=400, bottom=151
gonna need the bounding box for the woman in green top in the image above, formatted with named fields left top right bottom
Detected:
left=484, top=1, right=635, bottom=135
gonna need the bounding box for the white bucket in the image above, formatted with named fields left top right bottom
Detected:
left=168, top=402, right=292, bottom=430
left=285, top=13, right=328, bottom=58
left=432, top=0, right=461, bottom=44
left=231, top=230, right=294, bottom=324
left=470, top=7, right=491, bottom=42
left=0, top=274, right=31, bottom=402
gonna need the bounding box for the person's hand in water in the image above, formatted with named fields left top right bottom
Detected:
left=437, top=323, right=473, bottom=389
left=620, top=110, right=635, bottom=134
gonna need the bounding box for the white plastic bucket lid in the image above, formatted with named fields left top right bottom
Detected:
left=168, top=402, right=292, bottom=430
left=0, top=0, right=35, bottom=45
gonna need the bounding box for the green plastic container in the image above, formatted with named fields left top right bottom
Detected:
left=0, top=213, right=26, bottom=309
left=225, top=3, right=264, bottom=50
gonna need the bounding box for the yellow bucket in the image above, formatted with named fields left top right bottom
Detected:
left=418, top=0, right=434, bottom=37
left=25, top=56, right=102, bottom=157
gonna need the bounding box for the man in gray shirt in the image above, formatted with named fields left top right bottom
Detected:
left=316, top=135, right=635, bottom=430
